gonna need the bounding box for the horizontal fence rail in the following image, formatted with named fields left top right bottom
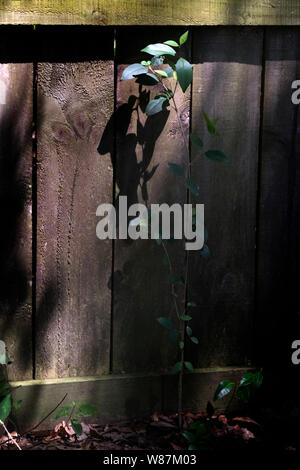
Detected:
left=0, top=1, right=300, bottom=25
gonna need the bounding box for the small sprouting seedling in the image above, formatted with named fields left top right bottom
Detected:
left=214, top=369, right=263, bottom=406
left=121, top=30, right=229, bottom=428
left=182, top=421, right=211, bottom=451
left=55, top=402, right=98, bottom=435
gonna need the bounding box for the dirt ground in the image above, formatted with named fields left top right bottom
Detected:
left=0, top=408, right=298, bottom=452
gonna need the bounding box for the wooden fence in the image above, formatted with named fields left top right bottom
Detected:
left=0, top=21, right=299, bottom=426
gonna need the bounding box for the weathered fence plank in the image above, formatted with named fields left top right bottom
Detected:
left=187, top=28, right=263, bottom=368
left=110, top=28, right=190, bottom=373
left=36, top=30, right=114, bottom=379
left=256, top=29, right=300, bottom=368
left=0, top=1, right=300, bottom=25
left=0, top=63, right=32, bottom=380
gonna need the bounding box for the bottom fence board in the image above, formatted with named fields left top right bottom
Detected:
left=10, top=367, right=252, bottom=431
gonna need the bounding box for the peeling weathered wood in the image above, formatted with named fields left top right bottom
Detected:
left=0, top=63, right=32, bottom=381
left=36, top=30, right=114, bottom=379
left=187, top=28, right=263, bottom=368
left=0, top=0, right=299, bottom=25
left=111, top=28, right=190, bottom=374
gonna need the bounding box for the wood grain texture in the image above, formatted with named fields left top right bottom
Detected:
left=0, top=0, right=299, bottom=25
left=187, top=28, right=263, bottom=368
left=0, top=63, right=32, bottom=381
left=256, top=29, right=300, bottom=369
left=36, top=32, right=114, bottom=379
left=111, top=28, right=190, bottom=374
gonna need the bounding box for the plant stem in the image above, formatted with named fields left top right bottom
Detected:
left=153, top=70, right=192, bottom=429
left=161, top=241, right=180, bottom=320
left=0, top=418, right=22, bottom=450
left=172, top=89, right=191, bottom=429
left=66, top=403, right=76, bottom=427
left=22, top=393, right=68, bottom=435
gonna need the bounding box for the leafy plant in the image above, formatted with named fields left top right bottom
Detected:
left=214, top=369, right=263, bottom=407
left=182, top=421, right=211, bottom=451
left=121, top=30, right=228, bottom=427
left=0, top=353, right=21, bottom=426
left=55, top=401, right=98, bottom=435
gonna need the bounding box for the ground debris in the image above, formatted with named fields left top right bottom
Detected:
left=0, top=410, right=297, bottom=451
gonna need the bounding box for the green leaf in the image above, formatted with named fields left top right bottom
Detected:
left=175, top=58, right=193, bottom=93
left=239, top=370, right=263, bottom=389
left=168, top=274, right=184, bottom=284
left=0, top=380, right=10, bottom=397
left=184, top=361, right=194, bottom=371
left=151, top=56, right=164, bottom=66
left=188, top=444, right=198, bottom=450
left=190, top=421, right=207, bottom=436
left=205, top=150, right=229, bottom=162
left=135, top=73, right=159, bottom=86
left=179, top=341, right=184, bottom=350
left=71, top=418, right=83, bottom=435
left=200, top=244, right=210, bottom=259
left=168, top=162, right=185, bottom=177
left=141, top=43, right=176, bottom=57
left=162, top=88, right=174, bottom=99
left=187, top=301, right=197, bottom=307
left=166, top=59, right=176, bottom=71
left=182, top=430, right=195, bottom=443
left=121, top=63, right=148, bottom=80
left=0, top=394, right=11, bottom=421
left=179, top=31, right=189, bottom=46
left=77, top=403, right=98, bottom=418
left=236, top=386, right=251, bottom=403
left=145, top=96, right=169, bottom=116
left=164, top=65, right=174, bottom=78
left=157, top=317, right=173, bottom=330
left=191, top=336, right=199, bottom=344
left=213, top=381, right=234, bottom=401
left=190, top=133, right=203, bottom=149
left=186, top=326, right=192, bottom=336
left=0, top=353, right=11, bottom=365
left=180, top=314, right=192, bottom=321
left=55, top=404, right=74, bottom=419
left=13, top=400, right=22, bottom=410
left=164, top=40, right=179, bottom=47
left=155, top=69, right=168, bottom=78
left=162, top=256, right=169, bottom=266
left=203, top=112, right=219, bottom=136
left=172, top=362, right=183, bottom=374
left=186, top=178, right=199, bottom=196
left=169, top=330, right=179, bottom=343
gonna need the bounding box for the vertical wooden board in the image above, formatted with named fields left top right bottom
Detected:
left=0, top=63, right=32, bottom=380
left=187, top=28, right=263, bottom=367
left=111, top=28, right=190, bottom=373
left=289, top=58, right=300, bottom=398
left=36, top=31, right=114, bottom=379
left=256, top=29, right=300, bottom=369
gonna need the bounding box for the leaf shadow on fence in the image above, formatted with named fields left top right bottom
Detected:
left=98, top=84, right=179, bottom=374
left=98, top=85, right=169, bottom=209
